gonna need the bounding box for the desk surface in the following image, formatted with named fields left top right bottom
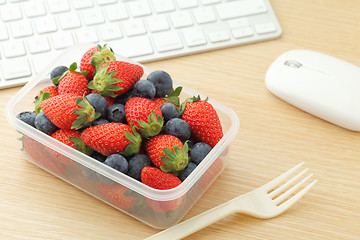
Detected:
left=1, top=1, right=360, bottom=239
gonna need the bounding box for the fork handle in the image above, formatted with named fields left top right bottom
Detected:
left=145, top=199, right=240, bottom=240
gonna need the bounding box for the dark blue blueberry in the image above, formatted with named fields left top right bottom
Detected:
left=190, top=142, right=212, bottom=165
left=178, top=162, right=197, bottom=181
left=16, top=111, right=37, bottom=127
left=164, top=118, right=191, bottom=142
left=104, top=154, right=128, bottom=173
left=132, top=80, right=156, bottom=99
left=127, top=154, right=152, bottom=181
left=115, top=88, right=134, bottom=105
left=50, top=65, right=68, bottom=80
left=34, top=112, right=58, bottom=135
left=160, top=103, right=178, bottom=122
left=106, top=103, right=126, bottom=123
left=86, top=93, right=108, bottom=117
left=147, top=70, right=173, bottom=97
left=91, top=118, right=110, bottom=126
left=91, top=151, right=107, bottom=162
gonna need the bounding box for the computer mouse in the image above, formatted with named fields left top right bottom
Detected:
left=265, top=49, right=360, bottom=131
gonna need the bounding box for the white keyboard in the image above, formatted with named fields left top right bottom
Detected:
left=0, top=0, right=282, bottom=89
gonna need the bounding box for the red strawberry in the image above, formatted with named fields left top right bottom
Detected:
left=145, top=135, right=189, bottom=173
left=40, top=85, right=58, bottom=98
left=141, top=167, right=182, bottom=190
left=181, top=96, right=223, bottom=147
left=34, top=86, right=58, bottom=114
left=80, top=44, right=116, bottom=79
left=152, top=98, right=170, bottom=108
left=80, top=122, right=141, bottom=156
left=88, top=61, right=143, bottom=98
left=97, top=183, right=139, bottom=211
left=41, top=94, right=100, bottom=130
left=54, top=62, right=89, bottom=96
left=125, top=97, right=163, bottom=138
left=49, top=129, right=81, bottom=165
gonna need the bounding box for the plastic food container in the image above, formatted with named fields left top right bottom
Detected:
left=6, top=44, right=240, bottom=229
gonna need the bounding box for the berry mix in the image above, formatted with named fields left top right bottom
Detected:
left=17, top=44, right=224, bottom=193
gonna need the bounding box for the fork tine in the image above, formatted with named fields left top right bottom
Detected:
left=273, top=173, right=313, bottom=205
left=268, top=168, right=309, bottom=198
left=277, top=179, right=317, bottom=213
left=263, top=162, right=304, bottom=192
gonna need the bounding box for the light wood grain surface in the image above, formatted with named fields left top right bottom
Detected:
left=1, top=0, right=360, bottom=239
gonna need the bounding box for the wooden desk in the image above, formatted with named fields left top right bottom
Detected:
left=1, top=0, right=359, bottom=239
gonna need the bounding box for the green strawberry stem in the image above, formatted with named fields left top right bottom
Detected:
left=160, top=141, right=189, bottom=174
left=88, top=63, right=122, bottom=98
left=68, top=137, right=94, bottom=156
left=163, top=86, right=182, bottom=107
left=121, top=126, right=142, bottom=156
left=72, top=95, right=101, bottom=130
left=136, top=110, right=164, bottom=138
left=34, top=91, right=50, bottom=114
left=52, top=62, right=87, bottom=85
left=91, top=44, right=116, bottom=68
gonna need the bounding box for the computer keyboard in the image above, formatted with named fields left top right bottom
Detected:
left=0, top=0, right=282, bottom=89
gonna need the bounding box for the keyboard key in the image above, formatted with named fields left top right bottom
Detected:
left=146, top=15, right=170, bottom=33
left=208, top=30, right=230, bottom=43
left=32, top=51, right=60, bottom=73
left=0, top=23, right=9, bottom=40
left=99, top=23, right=123, bottom=41
left=1, top=57, right=31, bottom=80
left=96, top=0, right=117, bottom=5
left=73, top=0, right=94, bottom=9
left=34, top=16, right=58, bottom=34
left=58, top=12, right=82, bottom=30
left=128, top=0, right=152, bottom=17
left=0, top=5, right=22, bottom=22
left=176, top=0, right=198, bottom=9
left=200, top=0, right=221, bottom=5
left=231, top=27, right=253, bottom=38
left=123, top=19, right=146, bottom=37
left=152, top=31, right=183, bottom=52
left=228, top=18, right=250, bottom=29
left=23, top=1, right=47, bottom=18
left=76, top=28, right=99, bottom=43
left=27, top=36, right=51, bottom=53
left=82, top=8, right=105, bottom=26
left=255, top=22, right=276, bottom=34
left=105, top=4, right=128, bottom=21
left=193, top=7, right=216, bottom=24
left=46, top=0, right=70, bottom=14
left=52, top=31, right=74, bottom=50
left=109, top=35, right=153, bottom=58
left=182, top=27, right=207, bottom=47
left=170, top=11, right=193, bottom=28
left=216, top=0, right=267, bottom=20
left=10, top=20, right=33, bottom=38
left=152, top=0, right=175, bottom=13
left=2, top=40, right=26, bottom=58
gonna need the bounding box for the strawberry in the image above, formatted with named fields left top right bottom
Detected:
left=41, top=94, right=100, bottom=130
left=40, top=85, right=58, bottom=98
left=53, top=62, right=89, bottom=96
left=180, top=96, right=223, bottom=147
left=141, top=167, right=182, bottom=190
left=145, top=135, right=189, bottom=173
left=80, top=122, right=141, bottom=156
left=88, top=61, right=143, bottom=98
left=97, top=183, right=139, bottom=211
left=125, top=97, right=164, bottom=138
left=80, top=44, right=116, bottom=79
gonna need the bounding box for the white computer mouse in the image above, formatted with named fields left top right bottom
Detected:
left=265, top=49, right=360, bottom=131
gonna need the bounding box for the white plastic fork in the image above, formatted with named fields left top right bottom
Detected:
left=145, top=162, right=317, bottom=240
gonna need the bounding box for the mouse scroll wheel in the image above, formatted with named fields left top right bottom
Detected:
left=284, top=60, right=302, bottom=68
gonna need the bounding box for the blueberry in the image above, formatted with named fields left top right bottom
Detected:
left=106, top=103, right=126, bottom=123
left=104, top=154, right=128, bottom=174
left=190, top=142, right=212, bottom=165
left=34, top=112, right=58, bottom=135
left=91, top=118, right=110, bottom=126
left=132, top=80, right=156, bottom=99
left=164, top=118, right=191, bottom=142
left=147, top=70, right=173, bottom=97
left=127, top=154, right=152, bottom=181
left=115, top=88, right=134, bottom=105
left=178, top=162, right=197, bottom=181
left=160, top=103, right=178, bottom=122
left=50, top=65, right=68, bottom=80
left=86, top=93, right=108, bottom=117
left=91, top=151, right=107, bottom=162
left=16, top=111, right=37, bottom=127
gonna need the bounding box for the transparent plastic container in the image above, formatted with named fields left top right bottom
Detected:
left=6, top=44, right=240, bottom=229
